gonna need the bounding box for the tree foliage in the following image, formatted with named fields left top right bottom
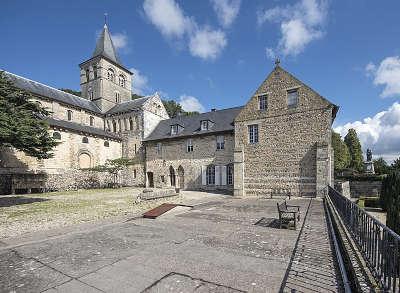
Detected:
left=332, top=131, right=350, bottom=172
left=0, top=71, right=58, bottom=159
left=344, top=128, right=363, bottom=172
left=60, top=88, right=81, bottom=97
left=392, top=157, right=400, bottom=171
left=373, top=157, right=390, bottom=175
left=162, top=100, right=199, bottom=118
left=381, top=171, right=400, bottom=234
left=88, top=158, right=134, bottom=187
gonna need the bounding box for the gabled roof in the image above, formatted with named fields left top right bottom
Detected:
left=93, top=24, right=121, bottom=65
left=144, top=106, right=243, bottom=142
left=47, top=118, right=121, bottom=140
left=106, top=96, right=151, bottom=115
left=3, top=71, right=102, bottom=114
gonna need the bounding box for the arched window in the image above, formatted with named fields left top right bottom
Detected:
left=206, top=165, right=215, bottom=185
left=227, top=164, right=234, bottom=185
left=85, top=68, right=90, bottom=82
left=112, top=120, right=117, bottom=132
left=82, top=137, right=89, bottom=143
left=67, top=110, right=73, bottom=121
left=107, top=68, right=115, bottom=81
left=104, top=141, right=109, bottom=147
left=93, top=64, right=97, bottom=79
left=119, top=75, right=126, bottom=87
left=106, top=120, right=111, bottom=131
left=78, top=152, right=91, bottom=169
left=135, top=116, right=139, bottom=130
left=89, top=116, right=94, bottom=126
left=129, top=118, right=133, bottom=131
left=118, top=119, right=122, bottom=132
left=52, top=132, right=61, bottom=140
left=88, top=87, right=94, bottom=100
left=124, top=118, right=127, bottom=131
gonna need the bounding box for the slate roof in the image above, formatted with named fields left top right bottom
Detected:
left=106, top=96, right=151, bottom=115
left=144, top=106, right=243, bottom=142
left=47, top=118, right=121, bottom=140
left=3, top=71, right=102, bottom=114
left=93, top=24, right=121, bottom=65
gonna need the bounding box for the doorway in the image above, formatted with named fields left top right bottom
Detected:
left=147, top=172, right=154, bottom=188
left=169, top=166, right=176, bottom=187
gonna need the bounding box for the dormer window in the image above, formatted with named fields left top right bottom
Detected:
left=171, top=125, right=178, bottom=135
left=201, top=120, right=209, bottom=131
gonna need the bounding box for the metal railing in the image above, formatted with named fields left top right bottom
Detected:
left=328, top=186, right=400, bottom=292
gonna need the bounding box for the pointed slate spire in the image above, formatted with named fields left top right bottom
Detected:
left=92, top=23, right=121, bottom=65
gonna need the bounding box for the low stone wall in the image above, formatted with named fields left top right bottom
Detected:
left=349, top=181, right=381, bottom=198
left=335, top=180, right=381, bottom=198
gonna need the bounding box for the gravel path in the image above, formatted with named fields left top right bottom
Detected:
left=0, top=188, right=183, bottom=239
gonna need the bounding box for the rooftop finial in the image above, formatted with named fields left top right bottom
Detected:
left=104, top=13, right=108, bottom=27
left=275, top=57, right=280, bottom=66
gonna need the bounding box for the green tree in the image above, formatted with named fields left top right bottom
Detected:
left=88, top=158, right=134, bottom=187
left=344, top=128, right=363, bottom=172
left=162, top=100, right=183, bottom=118
left=131, top=93, right=142, bottom=100
left=59, top=88, right=81, bottom=96
left=374, top=157, right=390, bottom=175
left=383, top=171, right=400, bottom=234
left=332, top=131, right=350, bottom=172
left=0, top=71, right=58, bottom=159
left=392, top=157, right=400, bottom=171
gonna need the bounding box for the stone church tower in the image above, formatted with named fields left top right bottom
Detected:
left=79, top=24, right=133, bottom=112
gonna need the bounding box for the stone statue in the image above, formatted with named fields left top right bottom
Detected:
left=366, top=149, right=372, bottom=162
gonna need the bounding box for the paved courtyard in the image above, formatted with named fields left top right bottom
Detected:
left=0, top=191, right=343, bottom=292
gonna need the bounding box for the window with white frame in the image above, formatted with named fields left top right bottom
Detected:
left=259, top=94, right=268, bottom=110
left=216, top=135, right=225, bottom=150
left=287, top=89, right=299, bottom=108
left=156, top=142, right=162, bottom=155
left=187, top=139, right=193, bottom=152
left=227, top=164, right=234, bottom=185
left=248, top=124, right=259, bottom=144
left=201, top=120, right=209, bottom=131
left=206, top=165, right=215, bottom=185
left=170, top=125, right=178, bottom=135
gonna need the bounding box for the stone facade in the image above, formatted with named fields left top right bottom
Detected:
left=233, top=66, right=336, bottom=197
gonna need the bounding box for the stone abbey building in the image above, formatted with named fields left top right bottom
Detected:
left=0, top=24, right=338, bottom=197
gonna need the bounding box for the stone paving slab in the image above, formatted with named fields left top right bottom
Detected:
left=0, top=193, right=343, bottom=293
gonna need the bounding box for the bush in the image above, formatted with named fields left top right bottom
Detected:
left=382, top=171, right=400, bottom=234
left=358, top=197, right=380, bottom=208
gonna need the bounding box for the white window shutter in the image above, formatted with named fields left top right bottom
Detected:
left=201, top=166, right=206, bottom=185
left=221, top=166, right=227, bottom=185
left=215, top=166, right=221, bottom=185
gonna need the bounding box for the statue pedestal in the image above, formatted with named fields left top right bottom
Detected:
left=364, top=161, right=375, bottom=174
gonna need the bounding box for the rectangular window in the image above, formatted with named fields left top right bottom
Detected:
left=171, top=125, right=178, bottom=135
left=227, top=164, right=233, bottom=185
left=201, top=120, right=208, bottom=131
left=133, top=169, right=137, bottom=179
left=248, top=124, right=259, bottom=144
left=216, top=135, right=225, bottom=150
left=287, top=89, right=299, bottom=108
left=156, top=142, right=162, bottom=155
left=187, top=139, right=193, bottom=152
left=67, top=110, right=72, bottom=121
left=259, top=94, right=268, bottom=110
left=89, top=116, right=94, bottom=126
left=206, top=165, right=215, bottom=185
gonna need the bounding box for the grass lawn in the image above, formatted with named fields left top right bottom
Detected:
left=0, top=187, right=182, bottom=239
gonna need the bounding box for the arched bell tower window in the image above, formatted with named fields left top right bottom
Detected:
left=85, top=68, right=90, bottom=82
left=129, top=118, right=133, bottom=131
left=107, top=68, right=115, bottom=81
left=119, top=75, right=126, bottom=87
left=93, top=64, right=97, bottom=79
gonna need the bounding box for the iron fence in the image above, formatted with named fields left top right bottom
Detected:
left=328, top=186, right=400, bottom=292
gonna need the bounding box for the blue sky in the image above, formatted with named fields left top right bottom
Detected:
left=1, top=0, right=400, bottom=161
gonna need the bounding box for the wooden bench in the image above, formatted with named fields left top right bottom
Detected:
left=277, top=200, right=301, bottom=230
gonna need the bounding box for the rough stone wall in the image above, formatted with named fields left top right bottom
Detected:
left=234, top=66, right=335, bottom=197
left=145, top=133, right=234, bottom=192
left=143, top=95, right=170, bottom=138
left=334, top=181, right=351, bottom=198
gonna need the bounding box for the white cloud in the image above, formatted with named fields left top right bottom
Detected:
left=210, top=0, right=241, bottom=28
left=179, top=95, right=205, bottom=112
left=334, top=102, right=400, bottom=162
left=110, top=33, right=128, bottom=50
left=265, top=47, right=276, bottom=59
left=365, top=56, right=400, bottom=98
left=143, top=0, right=228, bottom=60
left=189, top=27, right=227, bottom=60
left=142, top=0, right=190, bottom=38
left=130, top=68, right=149, bottom=95
left=258, top=0, right=328, bottom=58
